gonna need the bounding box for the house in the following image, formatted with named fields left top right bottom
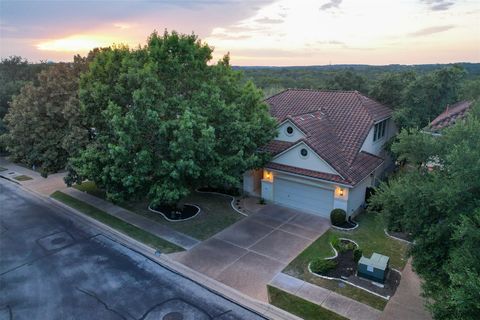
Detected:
left=426, top=100, right=473, bottom=134
left=243, top=89, right=396, bottom=218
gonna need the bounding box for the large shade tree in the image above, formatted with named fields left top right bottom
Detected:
left=369, top=102, right=480, bottom=319
left=1, top=56, right=89, bottom=174
left=67, top=31, right=277, bottom=206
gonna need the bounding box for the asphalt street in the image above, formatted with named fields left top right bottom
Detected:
left=0, top=179, right=265, bottom=320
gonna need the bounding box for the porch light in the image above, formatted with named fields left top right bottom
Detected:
left=339, top=188, right=344, bottom=197
left=335, top=186, right=345, bottom=198
left=263, top=170, right=273, bottom=182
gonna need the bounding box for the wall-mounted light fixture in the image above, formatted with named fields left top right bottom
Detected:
left=263, top=170, right=273, bottom=182
left=339, top=188, right=344, bottom=197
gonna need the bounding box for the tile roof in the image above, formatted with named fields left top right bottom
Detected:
left=427, top=100, right=472, bottom=133
left=261, top=140, right=295, bottom=156
left=264, top=89, right=392, bottom=186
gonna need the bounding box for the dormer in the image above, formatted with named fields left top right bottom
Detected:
left=276, top=119, right=306, bottom=142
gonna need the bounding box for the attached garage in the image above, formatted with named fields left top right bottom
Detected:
left=273, top=178, right=334, bottom=217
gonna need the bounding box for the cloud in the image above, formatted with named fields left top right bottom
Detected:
left=421, top=0, right=455, bottom=11
left=255, top=17, right=284, bottom=24
left=409, top=25, right=455, bottom=36
left=320, top=0, right=342, bottom=11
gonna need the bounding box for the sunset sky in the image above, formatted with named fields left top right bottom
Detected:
left=1, top=0, right=479, bottom=66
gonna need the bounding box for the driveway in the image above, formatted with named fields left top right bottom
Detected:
left=0, top=180, right=265, bottom=320
left=172, top=204, right=330, bottom=301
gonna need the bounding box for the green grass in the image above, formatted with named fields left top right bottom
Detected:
left=125, top=191, right=244, bottom=240
left=14, top=174, right=33, bottom=181
left=283, top=211, right=409, bottom=310
left=74, top=181, right=244, bottom=240
left=0, top=167, right=7, bottom=172
left=51, top=191, right=184, bottom=254
left=268, top=285, right=348, bottom=320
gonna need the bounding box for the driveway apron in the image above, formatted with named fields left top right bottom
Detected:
left=172, top=204, right=330, bottom=301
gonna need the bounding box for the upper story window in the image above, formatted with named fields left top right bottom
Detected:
left=373, top=119, right=388, bottom=142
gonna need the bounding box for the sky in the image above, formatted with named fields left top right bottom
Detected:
left=0, top=0, right=479, bottom=66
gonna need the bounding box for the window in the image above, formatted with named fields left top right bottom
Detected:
left=300, top=148, right=308, bottom=157
left=286, top=126, right=294, bottom=135
left=373, top=119, right=388, bottom=142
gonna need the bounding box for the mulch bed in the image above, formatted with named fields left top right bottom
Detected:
left=347, top=269, right=401, bottom=297
left=150, top=204, right=199, bottom=221
left=197, top=186, right=240, bottom=196
left=334, top=219, right=357, bottom=229
left=323, top=250, right=357, bottom=278
left=313, top=239, right=401, bottom=297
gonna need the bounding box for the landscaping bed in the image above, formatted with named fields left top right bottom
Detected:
left=148, top=203, right=200, bottom=221
left=284, top=211, right=410, bottom=310
left=332, top=218, right=358, bottom=230
left=386, top=229, right=413, bottom=242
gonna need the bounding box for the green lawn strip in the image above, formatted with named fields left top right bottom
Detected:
left=51, top=191, right=184, bottom=254
left=0, top=167, right=7, bottom=172
left=283, top=211, right=409, bottom=310
left=73, top=181, right=244, bottom=240
left=267, top=285, right=348, bottom=320
left=14, top=175, right=33, bottom=181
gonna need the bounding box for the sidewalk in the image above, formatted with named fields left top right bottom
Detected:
left=380, top=259, right=432, bottom=320
left=62, top=188, right=200, bottom=250
left=270, top=273, right=382, bottom=320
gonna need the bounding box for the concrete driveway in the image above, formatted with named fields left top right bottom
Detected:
left=172, top=204, right=330, bottom=301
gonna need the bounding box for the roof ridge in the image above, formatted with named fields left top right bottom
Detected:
left=285, top=88, right=360, bottom=94
left=264, top=88, right=291, bottom=101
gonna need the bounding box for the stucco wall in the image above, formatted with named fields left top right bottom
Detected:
left=276, top=120, right=305, bottom=142
left=360, top=118, right=397, bottom=156
left=272, top=143, right=338, bottom=174
left=347, top=176, right=373, bottom=216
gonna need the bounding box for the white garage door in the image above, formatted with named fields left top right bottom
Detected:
left=274, top=178, right=334, bottom=217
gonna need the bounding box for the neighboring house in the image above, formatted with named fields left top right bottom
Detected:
left=243, top=89, right=396, bottom=218
left=423, top=100, right=473, bottom=171
left=425, top=100, right=473, bottom=135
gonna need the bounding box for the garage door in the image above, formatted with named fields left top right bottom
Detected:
left=273, top=178, right=334, bottom=217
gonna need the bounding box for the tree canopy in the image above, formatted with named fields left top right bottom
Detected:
left=369, top=102, right=480, bottom=319
left=1, top=56, right=89, bottom=174
left=67, top=31, right=276, bottom=206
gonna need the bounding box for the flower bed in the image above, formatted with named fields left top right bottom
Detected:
left=308, top=237, right=400, bottom=299
left=148, top=204, right=200, bottom=222
left=331, top=218, right=358, bottom=231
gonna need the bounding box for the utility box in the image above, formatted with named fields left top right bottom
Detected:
left=358, top=253, right=389, bottom=283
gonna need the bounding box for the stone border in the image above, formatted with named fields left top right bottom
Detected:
left=331, top=219, right=359, bottom=231
left=148, top=204, right=201, bottom=222
left=307, top=237, right=391, bottom=300
left=195, top=188, right=248, bottom=217
left=384, top=229, right=413, bottom=244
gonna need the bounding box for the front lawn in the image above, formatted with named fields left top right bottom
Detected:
left=125, top=191, right=243, bottom=240
left=268, top=285, right=347, bottom=320
left=283, top=210, right=409, bottom=310
left=51, top=191, right=184, bottom=254
left=74, top=181, right=244, bottom=240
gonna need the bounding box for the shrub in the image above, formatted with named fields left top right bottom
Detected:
left=259, top=198, right=266, bottom=205
left=330, top=234, right=340, bottom=249
left=353, top=249, right=363, bottom=263
left=330, top=208, right=347, bottom=226
left=310, top=258, right=337, bottom=274
left=338, top=240, right=356, bottom=253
